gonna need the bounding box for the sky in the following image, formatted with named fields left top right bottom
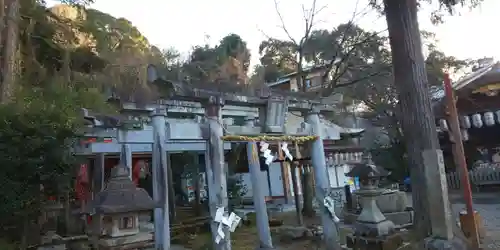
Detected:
left=51, top=0, right=500, bottom=69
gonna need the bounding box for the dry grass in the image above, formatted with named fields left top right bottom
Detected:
left=182, top=211, right=324, bottom=250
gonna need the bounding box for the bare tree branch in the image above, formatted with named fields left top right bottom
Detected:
left=319, top=0, right=382, bottom=95
left=334, top=68, right=390, bottom=89
left=273, top=0, right=298, bottom=46
left=299, top=0, right=326, bottom=46
left=321, top=28, right=388, bottom=96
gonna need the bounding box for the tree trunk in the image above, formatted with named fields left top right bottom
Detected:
left=290, top=164, right=304, bottom=225
left=0, top=0, right=5, bottom=55
left=302, top=165, right=315, bottom=217
left=20, top=214, right=29, bottom=250
left=1, top=0, right=19, bottom=103
left=383, top=0, right=440, bottom=240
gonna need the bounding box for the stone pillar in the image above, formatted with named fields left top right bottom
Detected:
left=151, top=108, right=170, bottom=250
left=245, top=117, right=274, bottom=249
left=422, top=150, right=453, bottom=238
left=204, top=96, right=231, bottom=250
left=306, top=107, right=341, bottom=250
left=422, top=149, right=468, bottom=250
left=118, top=131, right=133, bottom=179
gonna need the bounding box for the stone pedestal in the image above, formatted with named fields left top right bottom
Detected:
left=344, top=210, right=413, bottom=228
left=98, top=232, right=154, bottom=250
left=353, top=189, right=396, bottom=238
left=347, top=233, right=404, bottom=250
left=346, top=189, right=413, bottom=228
left=353, top=190, right=408, bottom=213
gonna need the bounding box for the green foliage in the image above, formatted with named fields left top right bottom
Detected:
left=18, top=1, right=106, bottom=76
left=83, top=8, right=150, bottom=56
left=183, top=34, right=251, bottom=84
left=227, top=175, right=247, bottom=210
left=0, top=79, right=112, bottom=241
left=369, top=0, right=483, bottom=24
left=0, top=87, right=78, bottom=216
left=258, top=22, right=391, bottom=93
left=30, top=3, right=169, bottom=103
left=371, top=139, right=409, bottom=182
left=0, top=239, right=16, bottom=250
left=258, top=38, right=297, bottom=82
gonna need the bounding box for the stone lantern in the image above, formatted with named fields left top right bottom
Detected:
left=90, top=165, right=156, bottom=249
left=345, top=154, right=403, bottom=250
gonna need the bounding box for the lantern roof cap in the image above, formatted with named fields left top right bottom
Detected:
left=345, top=153, right=390, bottom=178
left=90, top=165, right=155, bottom=214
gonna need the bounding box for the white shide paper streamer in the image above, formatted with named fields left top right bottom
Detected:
left=213, top=207, right=242, bottom=244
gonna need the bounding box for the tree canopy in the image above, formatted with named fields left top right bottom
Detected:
left=182, top=33, right=251, bottom=85
left=0, top=1, right=167, bottom=245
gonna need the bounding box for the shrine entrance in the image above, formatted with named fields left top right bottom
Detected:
left=435, top=61, right=500, bottom=189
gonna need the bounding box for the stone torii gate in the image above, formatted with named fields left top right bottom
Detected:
left=146, top=65, right=343, bottom=250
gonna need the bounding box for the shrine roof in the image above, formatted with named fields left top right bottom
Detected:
left=432, top=61, right=500, bottom=117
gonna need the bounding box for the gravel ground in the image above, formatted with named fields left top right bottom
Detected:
left=448, top=192, right=500, bottom=249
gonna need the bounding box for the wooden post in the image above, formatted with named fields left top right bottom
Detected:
left=166, top=153, right=176, bottom=222
left=444, top=73, right=480, bottom=249
left=93, top=154, right=105, bottom=193
left=307, top=107, right=341, bottom=250
left=91, top=153, right=105, bottom=236
left=278, top=143, right=290, bottom=203
left=193, top=153, right=202, bottom=216
left=244, top=116, right=273, bottom=249
left=205, top=96, right=231, bottom=250
left=311, top=163, right=316, bottom=196
left=247, top=142, right=274, bottom=249
left=151, top=108, right=171, bottom=250
left=292, top=141, right=304, bottom=226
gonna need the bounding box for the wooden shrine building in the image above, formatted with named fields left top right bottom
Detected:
left=434, top=60, right=500, bottom=171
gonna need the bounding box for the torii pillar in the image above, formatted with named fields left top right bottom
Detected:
left=204, top=96, right=231, bottom=250
left=307, top=106, right=341, bottom=250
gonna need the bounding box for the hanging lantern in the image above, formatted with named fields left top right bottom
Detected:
left=461, top=129, right=469, bottom=141
left=496, top=110, right=500, bottom=124
left=327, top=153, right=334, bottom=166
left=460, top=116, right=471, bottom=129
left=439, top=119, right=448, bottom=131
left=334, top=153, right=340, bottom=164
left=484, top=112, right=495, bottom=126
left=341, top=153, right=347, bottom=163
left=472, top=114, right=483, bottom=128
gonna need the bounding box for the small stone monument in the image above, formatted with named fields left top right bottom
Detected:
left=345, top=154, right=404, bottom=250
left=90, top=165, right=156, bottom=249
